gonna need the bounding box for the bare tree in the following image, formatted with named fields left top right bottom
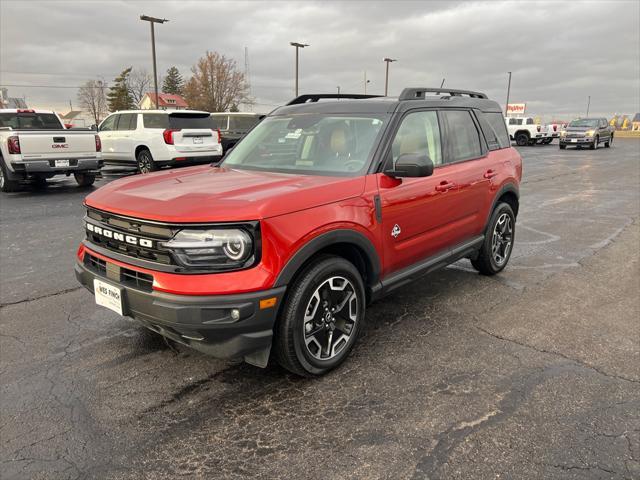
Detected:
left=77, top=79, right=108, bottom=125
left=127, top=68, right=153, bottom=106
left=183, top=51, right=251, bottom=112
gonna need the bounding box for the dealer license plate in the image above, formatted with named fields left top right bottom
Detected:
left=193, top=137, right=203, bottom=144
left=55, top=159, right=70, bottom=167
left=94, top=279, right=123, bottom=316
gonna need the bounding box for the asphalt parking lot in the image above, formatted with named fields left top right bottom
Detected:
left=1, top=140, right=639, bottom=480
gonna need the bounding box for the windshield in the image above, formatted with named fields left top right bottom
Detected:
left=569, top=119, right=598, bottom=128
left=222, top=114, right=388, bottom=176
left=0, top=112, right=64, bottom=130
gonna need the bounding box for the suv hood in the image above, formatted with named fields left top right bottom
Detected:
left=85, top=165, right=365, bottom=223
left=565, top=126, right=593, bottom=133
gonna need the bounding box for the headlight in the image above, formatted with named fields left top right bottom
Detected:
left=584, top=130, right=595, bottom=137
left=163, top=228, right=255, bottom=270
left=560, top=131, right=567, bottom=137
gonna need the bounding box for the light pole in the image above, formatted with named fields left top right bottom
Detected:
left=363, top=71, right=371, bottom=94
left=383, top=58, right=396, bottom=96
left=290, top=42, right=309, bottom=97
left=505, top=71, right=512, bottom=116
left=140, top=15, right=169, bottom=109
left=337, top=86, right=341, bottom=94
left=586, top=95, right=591, bottom=116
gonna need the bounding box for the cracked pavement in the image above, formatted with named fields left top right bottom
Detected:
left=1, top=140, right=639, bottom=479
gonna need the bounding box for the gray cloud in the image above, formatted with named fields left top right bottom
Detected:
left=1, top=0, right=638, bottom=120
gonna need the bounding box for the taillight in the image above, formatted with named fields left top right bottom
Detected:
left=7, top=136, right=20, bottom=154
left=94, top=135, right=102, bottom=152
left=216, top=128, right=222, bottom=143
left=17, top=109, right=35, bottom=114
left=537, top=125, right=541, bottom=132
left=163, top=128, right=180, bottom=144
left=553, top=125, right=557, bottom=131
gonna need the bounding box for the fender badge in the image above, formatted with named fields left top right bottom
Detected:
left=391, top=224, right=401, bottom=238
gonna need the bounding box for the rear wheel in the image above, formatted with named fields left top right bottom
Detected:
left=559, top=144, right=567, bottom=150
left=74, top=172, right=96, bottom=187
left=605, top=135, right=613, bottom=148
left=515, top=133, right=529, bottom=146
left=137, top=149, right=157, bottom=174
left=471, top=202, right=515, bottom=276
left=33, top=176, right=48, bottom=189
left=0, top=161, right=20, bottom=193
left=542, top=138, right=553, bottom=144
left=274, top=256, right=365, bottom=377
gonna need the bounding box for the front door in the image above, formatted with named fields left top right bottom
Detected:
left=98, top=114, right=117, bottom=161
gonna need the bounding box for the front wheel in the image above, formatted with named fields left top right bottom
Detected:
left=471, top=202, right=516, bottom=276
left=590, top=135, right=599, bottom=150
left=274, top=256, right=365, bottom=377
left=515, top=133, right=529, bottom=146
left=559, top=144, right=567, bottom=150
left=74, top=172, right=96, bottom=187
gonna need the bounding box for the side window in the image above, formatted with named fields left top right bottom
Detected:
left=486, top=113, right=511, bottom=148
left=143, top=113, right=169, bottom=129
left=390, top=111, right=442, bottom=167
left=116, top=114, right=135, bottom=131
left=129, top=114, right=138, bottom=130
left=441, top=110, right=482, bottom=162
left=526, top=118, right=534, bottom=125
left=100, top=115, right=116, bottom=132
left=113, top=114, right=124, bottom=130
left=475, top=112, right=500, bottom=151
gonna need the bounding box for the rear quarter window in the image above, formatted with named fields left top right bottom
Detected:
left=143, top=114, right=169, bottom=129
left=485, top=112, right=511, bottom=148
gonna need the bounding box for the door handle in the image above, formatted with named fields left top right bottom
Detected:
left=484, top=169, right=498, bottom=179
left=435, top=181, right=456, bottom=192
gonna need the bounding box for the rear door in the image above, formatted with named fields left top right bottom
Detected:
left=169, top=112, right=219, bottom=154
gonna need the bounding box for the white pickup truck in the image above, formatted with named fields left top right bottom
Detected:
left=0, top=109, right=102, bottom=192
left=505, top=116, right=550, bottom=146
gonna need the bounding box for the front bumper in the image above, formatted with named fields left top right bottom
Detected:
left=75, top=257, right=286, bottom=367
left=9, top=158, right=103, bottom=178
left=560, top=136, right=594, bottom=145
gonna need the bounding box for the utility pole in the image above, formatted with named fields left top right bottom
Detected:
left=586, top=95, right=591, bottom=116
left=290, top=42, right=309, bottom=97
left=140, top=15, right=169, bottom=109
left=383, top=58, right=396, bottom=96
left=337, top=86, right=341, bottom=94
left=505, top=71, right=512, bottom=116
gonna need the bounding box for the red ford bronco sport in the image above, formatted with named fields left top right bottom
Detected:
left=76, top=88, right=522, bottom=376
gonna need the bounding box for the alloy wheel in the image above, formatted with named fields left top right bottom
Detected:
left=303, top=276, right=358, bottom=361
left=492, top=213, right=513, bottom=267
left=138, top=152, right=152, bottom=173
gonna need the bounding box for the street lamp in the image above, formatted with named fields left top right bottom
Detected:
left=140, top=15, right=169, bottom=109
left=383, top=58, right=396, bottom=96
left=505, top=71, right=512, bottom=116
left=290, top=42, right=309, bottom=97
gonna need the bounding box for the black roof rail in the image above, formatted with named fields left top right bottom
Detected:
left=286, top=93, right=383, bottom=105
left=399, top=88, right=488, bottom=100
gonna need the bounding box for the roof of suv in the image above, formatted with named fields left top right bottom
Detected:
left=110, top=109, right=210, bottom=115
left=272, top=88, right=503, bottom=116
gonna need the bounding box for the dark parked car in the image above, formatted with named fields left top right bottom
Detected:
left=210, top=112, right=262, bottom=153
left=559, top=118, right=613, bottom=149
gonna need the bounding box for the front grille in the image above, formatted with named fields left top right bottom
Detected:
left=121, top=268, right=154, bottom=292
left=84, top=253, right=154, bottom=292
left=85, top=253, right=106, bottom=275
left=85, top=208, right=177, bottom=266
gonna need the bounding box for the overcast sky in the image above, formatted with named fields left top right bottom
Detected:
left=1, top=0, right=638, bottom=119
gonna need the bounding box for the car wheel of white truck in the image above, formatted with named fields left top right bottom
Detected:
left=0, top=161, right=21, bottom=193
left=74, top=172, right=96, bottom=187
left=137, top=149, right=157, bottom=174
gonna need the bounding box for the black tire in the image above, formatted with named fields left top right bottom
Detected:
left=136, top=149, right=157, bottom=174
left=471, top=202, right=516, bottom=276
left=0, top=161, right=21, bottom=193
left=542, top=138, right=553, bottom=145
left=274, top=255, right=366, bottom=377
left=590, top=135, right=598, bottom=150
left=515, top=133, right=529, bottom=146
left=605, top=135, right=613, bottom=148
left=33, top=176, right=48, bottom=189
left=74, top=172, right=96, bottom=187
left=559, top=144, right=567, bottom=150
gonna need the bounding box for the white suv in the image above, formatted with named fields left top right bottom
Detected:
left=98, top=110, right=222, bottom=173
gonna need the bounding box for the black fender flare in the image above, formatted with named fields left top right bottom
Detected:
left=273, top=229, right=381, bottom=288
left=484, top=183, right=519, bottom=231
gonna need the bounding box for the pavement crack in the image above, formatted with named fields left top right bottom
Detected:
left=0, top=287, right=83, bottom=308
left=473, top=323, right=639, bottom=384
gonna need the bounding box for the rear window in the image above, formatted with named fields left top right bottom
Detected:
left=169, top=113, right=211, bottom=129
left=485, top=112, right=511, bottom=148
left=209, top=115, right=229, bottom=129
left=229, top=115, right=260, bottom=131
left=0, top=112, right=64, bottom=130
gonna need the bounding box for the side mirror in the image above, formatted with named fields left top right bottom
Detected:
left=91, top=124, right=98, bottom=131
left=390, top=153, right=434, bottom=178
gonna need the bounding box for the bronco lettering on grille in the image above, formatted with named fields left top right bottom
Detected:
left=86, top=222, right=154, bottom=248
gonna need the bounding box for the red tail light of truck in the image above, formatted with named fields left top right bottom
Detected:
left=163, top=129, right=180, bottom=145
left=95, top=135, right=102, bottom=152
left=7, top=136, right=21, bottom=154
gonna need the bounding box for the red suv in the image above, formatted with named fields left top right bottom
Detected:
left=75, top=88, right=522, bottom=376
